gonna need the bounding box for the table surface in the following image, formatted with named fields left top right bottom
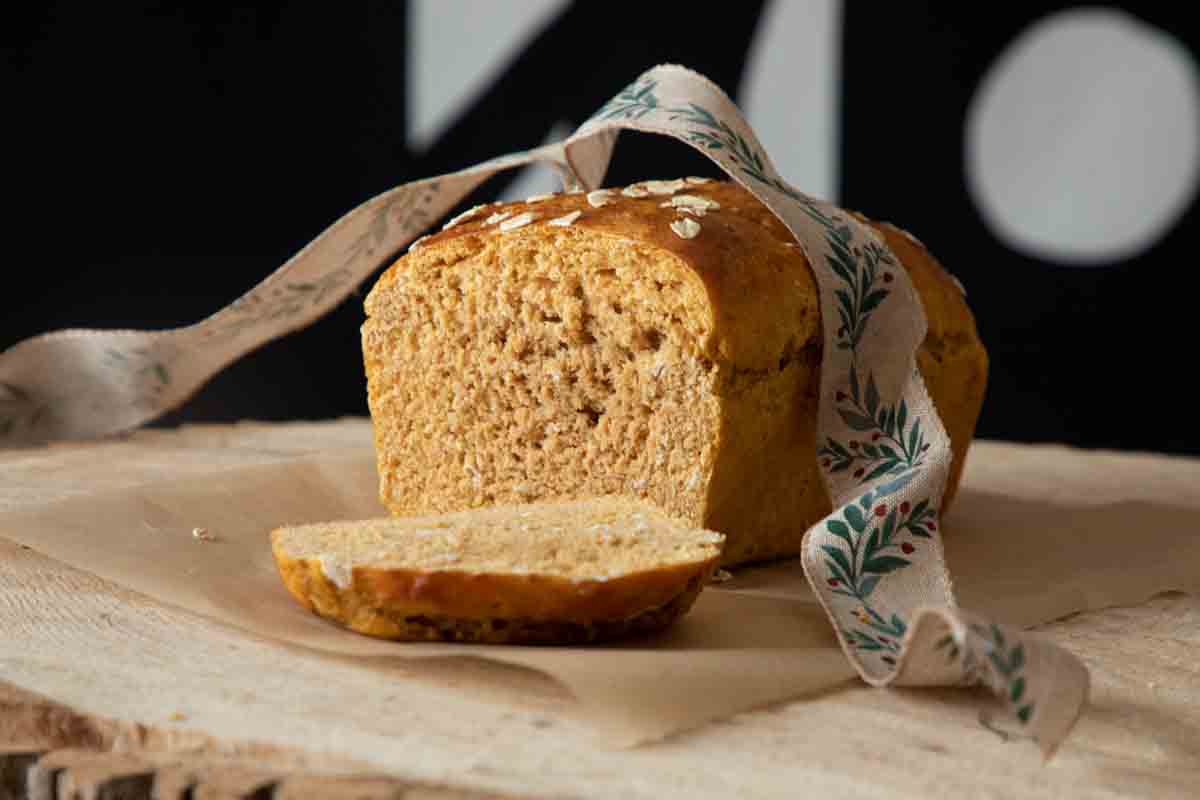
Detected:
left=2, top=422, right=1198, bottom=799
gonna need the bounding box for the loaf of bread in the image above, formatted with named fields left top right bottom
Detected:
left=271, top=497, right=723, bottom=644
left=363, top=178, right=987, bottom=566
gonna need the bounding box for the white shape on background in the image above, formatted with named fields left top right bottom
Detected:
left=742, top=0, right=840, bottom=202
left=411, top=0, right=569, bottom=150
left=966, top=8, right=1200, bottom=265
left=413, top=0, right=840, bottom=199
left=499, top=121, right=573, bottom=202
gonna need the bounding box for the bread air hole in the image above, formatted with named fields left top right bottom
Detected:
left=636, top=328, right=663, bottom=352
left=580, top=405, right=603, bottom=427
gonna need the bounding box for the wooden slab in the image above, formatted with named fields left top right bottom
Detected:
left=3, top=423, right=1200, bottom=798
left=0, top=744, right=507, bottom=800
left=4, top=536, right=1200, bottom=797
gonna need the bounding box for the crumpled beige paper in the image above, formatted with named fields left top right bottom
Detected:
left=1, top=419, right=1197, bottom=745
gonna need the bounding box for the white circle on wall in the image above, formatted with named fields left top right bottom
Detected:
left=966, top=8, right=1200, bottom=265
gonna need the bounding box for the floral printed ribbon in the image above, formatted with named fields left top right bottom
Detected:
left=0, top=65, right=1087, bottom=755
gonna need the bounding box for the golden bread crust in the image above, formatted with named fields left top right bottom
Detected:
left=363, top=180, right=988, bottom=566
left=367, top=181, right=819, bottom=372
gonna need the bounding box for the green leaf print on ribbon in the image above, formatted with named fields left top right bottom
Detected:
left=589, top=78, right=660, bottom=121
left=819, top=370, right=931, bottom=483
left=937, top=623, right=1036, bottom=724
left=667, top=102, right=769, bottom=179
left=99, top=342, right=181, bottom=412
left=820, top=474, right=934, bottom=661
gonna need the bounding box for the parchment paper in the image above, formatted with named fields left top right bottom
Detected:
left=2, top=419, right=1196, bottom=745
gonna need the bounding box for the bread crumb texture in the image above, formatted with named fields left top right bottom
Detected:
left=363, top=179, right=988, bottom=566
left=271, top=497, right=722, bottom=644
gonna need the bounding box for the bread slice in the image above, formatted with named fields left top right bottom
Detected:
left=362, top=179, right=988, bottom=566
left=271, top=497, right=724, bottom=644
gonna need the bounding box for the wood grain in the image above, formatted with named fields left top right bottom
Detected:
left=0, top=746, right=509, bottom=800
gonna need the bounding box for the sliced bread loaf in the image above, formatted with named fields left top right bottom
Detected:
left=271, top=497, right=724, bottom=644
left=362, top=179, right=987, bottom=566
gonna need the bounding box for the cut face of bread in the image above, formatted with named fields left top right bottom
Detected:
left=271, top=497, right=723, bottom=644
left=363, top=181, right=989, bottom=566
left=365, top=212, right=722, bottom=536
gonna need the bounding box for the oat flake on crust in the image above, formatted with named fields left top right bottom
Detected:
left=548, top=211, right=583, bottom=227
left=670, top=218, right=701, bottom=239
left=443, top=205, right=485, bottom=230
left=587, top=190, right=615, bottom=207
left=500, top=211, right=540, bottom=231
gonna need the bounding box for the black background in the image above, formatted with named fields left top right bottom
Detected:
left=7, top=2, right=1198, bottom=453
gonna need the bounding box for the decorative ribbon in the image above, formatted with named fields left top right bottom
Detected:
left=0, top=65, right=1087, bottom=756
